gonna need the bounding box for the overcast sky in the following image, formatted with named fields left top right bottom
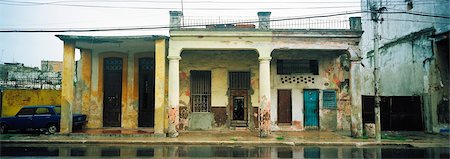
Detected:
left=0, top=0, right=361, bottom=68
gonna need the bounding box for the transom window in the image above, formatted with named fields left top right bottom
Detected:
left=277, top=60, right=319, bottom=75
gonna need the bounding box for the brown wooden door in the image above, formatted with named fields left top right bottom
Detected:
left=278, top=90, right=292, bottom=124
left=103, top=57, right=123, bottom=127
left=138, top=58, right=155, bottom=127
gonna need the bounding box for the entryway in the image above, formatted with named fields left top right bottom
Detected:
left=304, top=89, right=319, bottom=128
left=138, top=58, right=155, bottom=127
left=277, top=90, right=292, bottom=125
left=103, top=57, right=123, bottom=127
left=362, top=96, right=424, bottom=131
left=229, top=72, right=250, bottom=127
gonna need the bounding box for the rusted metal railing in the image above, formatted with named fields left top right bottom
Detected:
left=181, top=16, right=350, bottom=29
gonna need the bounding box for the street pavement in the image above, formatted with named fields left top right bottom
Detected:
left=1, top=129, right=449, bottom=147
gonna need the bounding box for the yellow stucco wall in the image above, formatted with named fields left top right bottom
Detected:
left=179, top=50, right=259, bottom=109
left=1, top=89, right=61, bottom=117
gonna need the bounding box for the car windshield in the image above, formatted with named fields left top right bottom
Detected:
left=54, top=107, right=61, bottom=115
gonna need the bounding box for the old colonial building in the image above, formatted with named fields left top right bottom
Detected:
left=166, top=11, right=363, bottom=137
left=57, top=11, right=365, bottom=137
left=56, top=35, right=168, bottom=134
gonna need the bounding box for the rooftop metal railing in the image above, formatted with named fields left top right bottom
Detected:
left=181, top=16, right=350, bottom=29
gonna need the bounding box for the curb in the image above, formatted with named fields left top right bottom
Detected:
left=3, top=139, right=447, bottom=147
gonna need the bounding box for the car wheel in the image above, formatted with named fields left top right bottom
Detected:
left=47, top=124, right=58, bottom=134
left=0, top=124, right=7, bottom=134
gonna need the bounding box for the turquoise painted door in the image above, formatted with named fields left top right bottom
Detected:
left=304, top=90, right=319, bottom=127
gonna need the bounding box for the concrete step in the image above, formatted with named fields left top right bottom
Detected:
left=230, top=120, right=248, bottom=127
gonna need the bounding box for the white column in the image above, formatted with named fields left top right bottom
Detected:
left=168, top=56, right=181, bottom=137
left=259, top=56, right=271, bottom=137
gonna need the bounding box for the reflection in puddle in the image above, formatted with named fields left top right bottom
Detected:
left=1, top=144, right=448, bottom=158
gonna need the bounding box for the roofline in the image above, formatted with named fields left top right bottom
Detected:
left=55, top=35, right=169, bottom=43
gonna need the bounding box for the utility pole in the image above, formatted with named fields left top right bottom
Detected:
left=371, top=3, right=385, bottom=142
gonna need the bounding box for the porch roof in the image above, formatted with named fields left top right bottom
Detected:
left=55, top=35, right=168, bottom=52
left=56, top=35, right=168, bottom=43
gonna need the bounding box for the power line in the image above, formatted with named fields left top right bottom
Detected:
left=0, top=1, right=361, bottom=10
left=0, top=11, right=363, bottom=32
left=1, top=10, right=448, bottom=33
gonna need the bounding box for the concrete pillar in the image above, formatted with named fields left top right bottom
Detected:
left=168, top=55, right=181, bottom=137
left=350, top=60, right=363, bottom=137
left=80, top=49, right=92, bottom=117
left=258, top=12, right=271, bottom=30
left=170, top=11, right=183, bottom=28
left=154, top=39, right=166, bottom=135
left=259, top=56, right=271, bottom=137
left=349, top=17, right=362, bottom=30
left=61, top=41, right=75, bottom=134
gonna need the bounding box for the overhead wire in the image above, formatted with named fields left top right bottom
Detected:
left=2, top=10, right=448, bottom=33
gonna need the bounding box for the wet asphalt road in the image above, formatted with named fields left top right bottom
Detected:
left=1, top=143, right=449, bottom=158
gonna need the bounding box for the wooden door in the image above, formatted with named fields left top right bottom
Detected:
left=103, top=57, right=123, bottom=127
left=138, top=58, right=155, bottom=127
left=304, top=89, right=319, bottom=127
left=277, top=90, right=292, bottom=124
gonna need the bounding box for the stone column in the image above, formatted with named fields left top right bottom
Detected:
left=61, top=41, right=75, bottom=134
left=168, top=56, right=181, bottom=137
left=259, top=56, right=271, bottom=137
left=154, top=39, right=166, bottom=135
left=80, top=49, right=92, bottom=117
left=257, top=12, right=271, bottom=30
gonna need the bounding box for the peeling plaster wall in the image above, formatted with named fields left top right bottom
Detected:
left=1, top=89, right=61, bottom=117
left=359, top=27, right=449, bottom=133
left=270, top=50, right=351, bottom=131
left=359, top=0, right=449, bottom=133
left=179, top=50, right=259, bottom=129
left=84, top=50, right=157, bottom=129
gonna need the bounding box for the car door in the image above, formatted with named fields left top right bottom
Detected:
left=32, top=107, right=52, bottom=129
left=14, top=108, right=35, bottom=130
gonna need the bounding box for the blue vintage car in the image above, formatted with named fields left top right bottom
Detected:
left=0, top=105, right=87, bottom=134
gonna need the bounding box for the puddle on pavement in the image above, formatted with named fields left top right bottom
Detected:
left=1, top=143, right=449, bottom=158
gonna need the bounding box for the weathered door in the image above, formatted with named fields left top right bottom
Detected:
left=231, top=90, right=247, bottom=121
left=103, top=57, right=123, bottom=127
left=277, top=90, right=292, bottom=124
left=138, top=58, right=155, bottom=127
left=304, top=89, right=319, bottom=127
left=229, top=72, right=250, bottom=126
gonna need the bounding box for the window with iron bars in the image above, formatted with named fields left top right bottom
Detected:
left=190, top=71, right=211, bottom=112
left=277, top=59, right=319, bottom=75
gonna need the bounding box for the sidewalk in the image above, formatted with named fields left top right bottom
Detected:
left=1, top=129, right=449, bottom=147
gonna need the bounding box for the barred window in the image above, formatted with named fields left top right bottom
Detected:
left=190, top=71, right=211, bottom=112
left=277, top=60, right=319, bottom=75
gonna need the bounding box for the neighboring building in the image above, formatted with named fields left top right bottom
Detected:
left=56, top=35, right=168, bottom=134
left=358, top=0, right=449, bottom=134
left=56, top=11, right=363, bottom=137
left=0, top=62, right=61, bottom=90
left=41, top=60, right=63, bottom=72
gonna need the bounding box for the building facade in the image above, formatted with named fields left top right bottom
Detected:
left=358, top=0, right=449, bottom=133
left=57, top=11, right=365, bottom=137
left=166, top=11, right=363, bottom=137
left=56, top=35, right=168, bottom=134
